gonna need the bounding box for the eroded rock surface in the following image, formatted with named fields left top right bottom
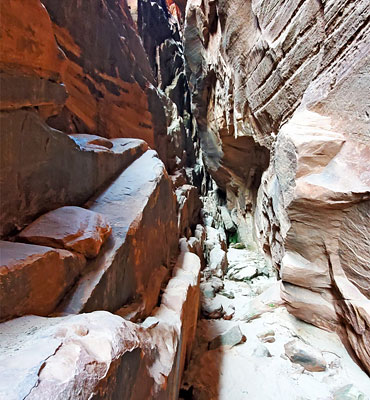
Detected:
left=0, top=242, right=201, bottom=400
left=181, top=244, right=370, bottom=400
left=0, top=241, right=85, bottom=321
left=0, top=110, right=147, bottom=237
left=58, top=150, right=178, bottom=317
left=19, top=206, right=112, bottom=258
left=0, top=0, right=66, bottom=116
left=184, top=0, right=370, bottom=371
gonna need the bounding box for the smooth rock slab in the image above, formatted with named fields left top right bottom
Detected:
left=19, top=206, right=112, bottom=258
left=0, top=246, right=202, bottom=400
left=284, top=339, right=327, bottom=372
left=0, top=110, right=148, bottom=237
left=58, top=150, right=178, bottom=317
left=0, top=312, right=144, bottom=400
left=0, top=241, right=85, bottom=321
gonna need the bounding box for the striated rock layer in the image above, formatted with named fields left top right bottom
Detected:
left=0, top=0, right=205, bottom=398
left=0, top=246, right=201, bottom=400
left=183, top=0, right=370, bottom=372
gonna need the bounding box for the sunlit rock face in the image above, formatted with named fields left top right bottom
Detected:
left=184, top=0, right=370, bottom=372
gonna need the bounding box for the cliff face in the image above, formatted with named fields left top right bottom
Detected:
left=0, top=1, right=205, bottom=397
left=183, top=0, right=370, bottom=371
left=0, top=0, right=206, bottom=237
left=0, top=0, right=369, bottom=396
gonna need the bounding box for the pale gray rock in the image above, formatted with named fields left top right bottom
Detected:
left=201, top=300, right=224, bottom=320
left=333, top=384, right=366, bottom=400
left=284, top=339, right=327, bottom=372
left=209, top=325, right=246, bottom=350
left=252, top=344, right=272, bottom=358
left=200, top=282, right=216, bottom=299
left=219, top=206, right=236, bottom=233
left=209, top=247, right=228, bottom=277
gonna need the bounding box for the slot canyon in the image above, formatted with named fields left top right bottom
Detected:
left=0, top=0, right=369, bottom=398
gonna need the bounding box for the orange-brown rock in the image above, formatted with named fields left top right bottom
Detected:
left=58, top=150, right=179, bottom=316
left=19, top=206, right=112, bottom=258
left=0, top=0, right=66, bottom=116
left=0, top=110, right=147, bottom=237
left=42, top=0, right=156, bottom=145
left=0, top=0, right=63, bottom=81
left=0, top=241, right=85, bottom=321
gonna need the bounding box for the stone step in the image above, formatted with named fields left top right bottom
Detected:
left=58, top=150, right=179, bottom=316
left=0, top=241, right=86, bottom=322
left=18, top=206, right=112, bottom=259
left=0, top=245, right=202, bottom=400
left=0, top=110, right=148, bottom=237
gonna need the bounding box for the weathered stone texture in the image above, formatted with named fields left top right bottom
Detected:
left=0, top=110, right=147, bottom=237
left=184, top=0, right=370, bottom=372
left=18, top=206, right=112, bottom=258
left=41, top=0, right=156, bottom=144
left=0, top=246, right=201, bottom=400
left=58, top=150, right=179, bottom=317
left=0, top=241, right=85, bottom=321
left=0, top=0, right=66, bottom=117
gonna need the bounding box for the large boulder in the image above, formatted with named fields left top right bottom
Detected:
left=0, top=241, right=85, bottom=321
left=19, top=206, right=112, bottom=258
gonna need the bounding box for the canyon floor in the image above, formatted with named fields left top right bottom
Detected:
left=180, top=246, right=370, bottom=400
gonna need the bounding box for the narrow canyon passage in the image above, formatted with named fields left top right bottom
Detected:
left=0, top=0, right=369, bottom=399
left=180, top=221, right=370, bottom=399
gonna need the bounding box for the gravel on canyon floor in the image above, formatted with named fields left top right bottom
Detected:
left=180, top=247, right=370, bottom=400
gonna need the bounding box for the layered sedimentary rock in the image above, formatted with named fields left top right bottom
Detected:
left=41, top=0, right=155, bottom=143
left=19, top=206, right=112, bottom=258
left=0, top=110, right=147, bottom=237
left=0, top=241, right=85, bottom=321
left=0, top=0, right=66, bottom=117
left=0, top=1, right=205, bottom=398
left=0, top=245, right=201, bottom=400
left=59, top=150, right=178, bottom=317
left=183, top=0, right=370, bottom=372
left=137, top=0, right=207, bottom=182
